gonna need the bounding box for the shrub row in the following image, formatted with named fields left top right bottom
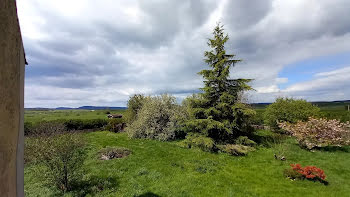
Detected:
left=64, top=119, right=108, bottom=130
left=24, top=118, right=126, bottom=136
left=125, top=94, right=258, bottom=156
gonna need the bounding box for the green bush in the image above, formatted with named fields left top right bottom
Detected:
left=234, top=136, right=256, bottom=147
left=25, top=137, right=41, bottom=164
left=24, top=119, right=108, bottom=136
left=182, top=118, right=227, bottom=139
left=264, top=98, right=320, bottom=130
left=105, top=118, right=126, bottom=133
left=64, top=119, right=108, bottom=130
left=24, top=121, right=34, bottom=136
left=126, top=94, right=186, bottom=141
left=178, top=133, right=215, bottom=152
left=218, top=144, right=255, bottom=156
left=31, top=121, right=66, bottom=136
left=31, top=133, right=86, bottom=192
left=250, top=109, right=264, bottom=125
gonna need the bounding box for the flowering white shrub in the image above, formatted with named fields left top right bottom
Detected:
left=279, top=117, right=350, bottom=150
left=126, top=94, right=187, bottom=141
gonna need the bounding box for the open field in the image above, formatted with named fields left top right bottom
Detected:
left=253, top=105, right=350, bottom=123
left=24, top=106, right=350, bottom=196
left=24, top=100, right=350, bottom=124
left=24, top=131, right=350, bottom=197
left=25, top=109, right=126, bottom=123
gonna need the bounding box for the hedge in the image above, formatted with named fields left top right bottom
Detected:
left=24, top=119, right=115, bottom=136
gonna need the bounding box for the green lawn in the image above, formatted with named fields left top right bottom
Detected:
left=24, top=131, right=350, bottom=197
left=25, top=109, right=126, bottom=123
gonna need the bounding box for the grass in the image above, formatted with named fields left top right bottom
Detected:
left=25, top=109, right=126, bottom=123
left=24, top=131, right=350, bottom=197
left=319, top=110, right=350, bottom=122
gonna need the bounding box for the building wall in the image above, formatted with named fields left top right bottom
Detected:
left=0, top=0, right=25, bottom=196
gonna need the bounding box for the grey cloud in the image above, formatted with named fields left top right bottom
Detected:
left=139, top=0, right=216, bottom=33
left=96, top=0, right=217, bottom=48
left=319, top=0, right=350, bottom=37
left=18, top=0, right=350, bottom=107
left=224, top=0, right=273, bottom=29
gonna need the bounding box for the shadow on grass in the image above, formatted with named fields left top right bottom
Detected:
left=316, top=146, right=350, bottom=153
left=137, top=192, right=161, bottom=197
left=249, top=130, right=287, bottom=147
left=68, top=176, right=119, bottom=196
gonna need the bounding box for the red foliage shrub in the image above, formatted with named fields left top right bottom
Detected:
left=290, top=164, right=326, bottom=182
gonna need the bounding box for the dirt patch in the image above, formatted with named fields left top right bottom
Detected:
left=98, top=147, right=131, bottom=160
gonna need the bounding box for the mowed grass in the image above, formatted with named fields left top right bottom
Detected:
left=25, top=109, right=126, bottom=123
left=24, top=131, right=350, bottom=197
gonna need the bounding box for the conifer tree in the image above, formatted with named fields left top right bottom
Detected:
left=184, top=23, right=255, bottom=143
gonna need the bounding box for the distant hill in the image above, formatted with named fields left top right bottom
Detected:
left=25, top=106, right=127, bottom=110
left=77, top=106, right=127, bottom=110
left=56, top=107, right=74, bottom=110
left=25, top=100, right=350, bottom=111
left=25, top=107, right=51, bottom=111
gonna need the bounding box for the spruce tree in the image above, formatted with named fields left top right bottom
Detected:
left=184, top=23, right=254, bottom=143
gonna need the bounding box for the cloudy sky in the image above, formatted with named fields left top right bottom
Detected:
left=17, top=0, right=350, bottom=108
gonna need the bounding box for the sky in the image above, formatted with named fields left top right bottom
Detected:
left=17, top=0, right=350, bottom=108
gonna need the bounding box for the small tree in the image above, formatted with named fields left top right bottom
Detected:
left=184, top=23, right=254, bottom=144
left=264, top=98, right=320, bottom=130
left=34, top=133, right=86, bottom=192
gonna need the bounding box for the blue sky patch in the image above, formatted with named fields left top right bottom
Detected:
left=278, top=51, right=350, bottom=89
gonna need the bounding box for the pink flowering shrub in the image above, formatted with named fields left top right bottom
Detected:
left=279, top=117, right=350, bottom=150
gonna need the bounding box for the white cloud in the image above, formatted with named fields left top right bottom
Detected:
left=275, top=78, right=288, bottom=84
left=256, top=85, right=280, bottom=94
left=284, top=66, right=350, bottom=92
left=314, top=67, right=350, bottom=77
left=17, top=0, right=350, bottom=107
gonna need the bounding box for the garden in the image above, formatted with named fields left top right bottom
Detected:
left=24, top=24, right=350, bottom=197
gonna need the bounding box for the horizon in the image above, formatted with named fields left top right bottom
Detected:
left=18, top=0, right=350, bottom=108
left=26, top=99, right=350, bottom=109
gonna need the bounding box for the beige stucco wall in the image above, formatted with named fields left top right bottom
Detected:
left=0, top=0, right=25, bottom=196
